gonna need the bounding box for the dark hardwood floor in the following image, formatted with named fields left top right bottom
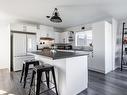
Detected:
left=0, top=68, right=127, bottom=95
left=78, top=69, right=127, bottom=95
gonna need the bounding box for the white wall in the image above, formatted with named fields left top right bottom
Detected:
left=116, top=19, right=127, bottom=68
left=65, top=24, right=92, bottom=32
left=112, top=18, right=118, bottom=70
left=0, top=22, right=10, bottom=69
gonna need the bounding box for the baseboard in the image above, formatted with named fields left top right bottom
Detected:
left=114, top=66, right=120, bottom=70
left=88, top=67, right=105, bottom=74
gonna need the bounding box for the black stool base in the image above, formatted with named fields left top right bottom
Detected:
left=20, top=60, right=39, bottom=88
left=29, top=64, right=58, bottom=95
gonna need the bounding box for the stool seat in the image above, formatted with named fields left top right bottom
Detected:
left=33, top=64, right=53, bottom=71
left=23, top=60, right=38, bottom=64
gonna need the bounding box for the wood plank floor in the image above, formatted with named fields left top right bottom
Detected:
left=0, top=68, right=127, bottom=95
left=78, top=69, right=127, bottom=95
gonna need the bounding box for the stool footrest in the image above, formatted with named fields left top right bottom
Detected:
left=29, top=85, right=56, bottom=95
left=31, top=81, right=55, bottom=87
left=40, top=87, right=55, bottom=94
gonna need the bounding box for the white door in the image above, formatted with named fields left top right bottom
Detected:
left=13, top=33, right=27, bottom=56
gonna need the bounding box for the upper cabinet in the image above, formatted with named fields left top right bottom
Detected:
left=54, top=32, right=60, bottom=43
left=60, top=31, right=75, bottom=44
left=38, top=25, right=54, bottom=37
left=11, top=24, right=24, bottom=31
left=36, top=25, right=60, bottom=44
left=37, top=25, right=54, bottom=37
left=11, top=23, right=60, bottom=44
left=60, top=32, right=69, bottom=43
left=26, top=25, right=37, bottom=33
left=10, top=23, right=37, bottom=33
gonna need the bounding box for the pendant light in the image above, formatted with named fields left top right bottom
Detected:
left=46, top=8, right=62, bottom=23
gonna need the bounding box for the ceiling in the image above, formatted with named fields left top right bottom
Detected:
left=0, top=0, right=127, bottom=28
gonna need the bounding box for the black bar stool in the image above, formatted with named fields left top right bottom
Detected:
left=20, top=60, right=39, bottom=88
left=28, top=64, right=58, bottom=95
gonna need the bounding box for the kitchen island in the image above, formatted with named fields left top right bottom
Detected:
left=30, top=50, right=89, bottom=95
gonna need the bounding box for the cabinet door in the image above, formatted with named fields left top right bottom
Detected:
left=59, top=32, right=65, bottom=43
left=54, top=32, right=60, bottom=43
left=11, top=24, right=24, bottom=31
left=27, top=34, right=37, bottom=52
left=39, top=25, right=54, bottom=37
left=47, top=31, right=55, bottom=38
left=13, top=33, right=27, bottom=56
left=59, top=32, right=69, bottom=43
left=64, top=32, right=69, bottom=43
left=26, top=25, right=37, bottom=33
left=36, top=29, right=47, bottom=43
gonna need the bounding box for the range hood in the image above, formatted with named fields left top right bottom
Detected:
left=40, top=37, right=54, bottom=41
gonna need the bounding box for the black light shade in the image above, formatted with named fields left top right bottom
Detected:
left=50, top=12, right=62, bottom=23
left=48, top=8, right=62, bottom=23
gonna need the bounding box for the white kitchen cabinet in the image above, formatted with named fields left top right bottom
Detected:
left=47, top=31, right=55, bottom=38
left=88, top=21, right=113, bottom=74
left=10, top=23, right=37, bottom=33
left=39, top=25, right=54, bottom=37
left=54, top=32, right=60, bottom=43
left=11, top=23, right=24, bottom=31
left=13, top=33, right=27, bottom=56
left=60, top=31, right=69, bottom=43
left=36, top=25, right=54, bottom=43
left=38, top=25, right=54, bottom=37
left=59, top=31, right=75, bottom=44
left=26, top=25, right=37, bottom=33
left=36, top=25, right=61, bottom=44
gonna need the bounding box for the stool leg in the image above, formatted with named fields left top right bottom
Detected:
left=23, top=64, right=29, bottom=88
left=35, top=71, right=42, bottom=95
left=20, top=64, right=25, bottom=83
left=28, top=70, right=35, bottom=95
left=51, top=68, right=58, bottom=95
left=45, top=71, right=50, bottom=88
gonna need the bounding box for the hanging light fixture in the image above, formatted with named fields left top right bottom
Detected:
left=46, top=8, right=62, bottom=23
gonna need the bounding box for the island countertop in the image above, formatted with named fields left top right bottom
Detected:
left=29, top=50, right=89, bottom=60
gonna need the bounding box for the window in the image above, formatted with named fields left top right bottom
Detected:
left=75, top=30, right=92, bottom=46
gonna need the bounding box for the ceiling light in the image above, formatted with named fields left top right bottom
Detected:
left=46, top=8, right=62, bottom=23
